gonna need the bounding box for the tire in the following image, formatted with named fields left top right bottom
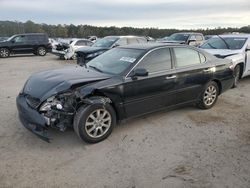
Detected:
left=37, top=47, right=47, bottom=56
left=0, top=48, right=10, bottom=58
left=73, top=102, right=116, bottom=143
left=232, top=65, right=241, bottom=88
left=197, top=81, right=219, bottom=109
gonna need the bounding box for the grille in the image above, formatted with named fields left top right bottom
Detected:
left=26, top=95, right=40, bottom=109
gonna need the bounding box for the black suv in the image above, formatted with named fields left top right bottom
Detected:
left=0, top=33, right=52, bottom=58
left=75, top=36, right=147, bottom=65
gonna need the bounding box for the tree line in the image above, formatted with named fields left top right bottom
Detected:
left=0, top=20, right=250, bottom=38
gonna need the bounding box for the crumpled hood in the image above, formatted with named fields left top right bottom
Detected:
left=76, top=46, right=109, bottom=55
left=202, top=49, right=241, bottom=58
left=23, top=66, right=111, bottom=101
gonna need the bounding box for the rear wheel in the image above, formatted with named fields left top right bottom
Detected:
left=73, top=101, right=116, bottom=143
left=197, top=81, right=219, bottom=109
left=232, top=65, right=241, bottom=88
left=37, top=47, right=47, bottom=56
left=0, top=48, right=10, bottom=58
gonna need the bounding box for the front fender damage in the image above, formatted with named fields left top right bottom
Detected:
left=38, top=87, right=112, bottom=142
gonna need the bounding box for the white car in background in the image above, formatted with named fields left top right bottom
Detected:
left=200, top=34, right=250, bottom=87
left=52, top=39, right=93, bottom=60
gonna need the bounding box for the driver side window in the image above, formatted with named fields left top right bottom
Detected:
left=13, top=36, right=26, bottom=43
left=136, top=48, right=172, bottom=73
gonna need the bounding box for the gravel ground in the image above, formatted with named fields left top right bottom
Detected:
left=0, top=54, right=250, bottom=188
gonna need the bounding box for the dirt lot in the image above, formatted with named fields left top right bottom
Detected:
left=0, top=54, right=250, bottom=188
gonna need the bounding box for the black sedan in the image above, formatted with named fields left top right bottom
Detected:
left=16, top=43, right=234, bottom=143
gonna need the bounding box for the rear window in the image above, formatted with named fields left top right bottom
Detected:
left=174, top=48, right=201, bottom=68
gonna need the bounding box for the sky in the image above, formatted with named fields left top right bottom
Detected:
left=0, top=0, right=249, bottom=29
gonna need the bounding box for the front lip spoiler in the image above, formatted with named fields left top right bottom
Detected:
left=16, top=94, right=51, bottom=143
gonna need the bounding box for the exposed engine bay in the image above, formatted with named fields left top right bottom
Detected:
left=38, top=91, right=111, bottom=132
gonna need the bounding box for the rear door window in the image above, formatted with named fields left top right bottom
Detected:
left=173, top=48, right=201, bottom=68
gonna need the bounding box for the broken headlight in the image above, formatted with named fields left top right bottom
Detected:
left=39, top=96, right=62, bottom=112
left=39, top=92, right=74, bottom=112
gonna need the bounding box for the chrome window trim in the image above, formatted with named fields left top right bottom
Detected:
left=125, top=46, right=172, bottom=79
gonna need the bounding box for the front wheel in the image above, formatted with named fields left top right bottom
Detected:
left=197, top=81, right=219, bottom=109
left=37, top=47, right=47, bottom=56
left=0, top=48, right=10, bottom=58
left=73, top=102, right=116, bottom=143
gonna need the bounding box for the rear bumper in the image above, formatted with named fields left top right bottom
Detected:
left=16, top=94, right=50, bottom=142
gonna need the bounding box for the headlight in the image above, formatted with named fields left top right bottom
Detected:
left=39, top=96, right=62, bottom=112
left=39, top=92, right=73, bottom=112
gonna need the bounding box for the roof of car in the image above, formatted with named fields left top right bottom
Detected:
left=119, top=43, right=187, bottom=50
left=104, top=35, right=145, bottom=39
left=19, top=33, right=47, bottom=36
left=174, top=32, right=203, bottom=35
left=213, top=34, right=250, bottom=38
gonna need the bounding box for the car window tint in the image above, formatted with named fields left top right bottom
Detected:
left=174, top=48, right=201, bottom=67
left=75, top=40, right=86, bottom=46
left=137, top=48, right=171, bottom=73
left=14, top=36, right=26, bottom=43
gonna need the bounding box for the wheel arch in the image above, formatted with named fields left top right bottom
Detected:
left=76, top=89, right=121, bottom=121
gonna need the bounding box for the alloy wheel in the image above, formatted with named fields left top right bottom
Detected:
left=0, top=48, right=9, bottom=58
left=38, top=48, right=46, bottom=56
left=203, top=85, right=217, bottom=106
left=85, top=109, right=112, bottom=138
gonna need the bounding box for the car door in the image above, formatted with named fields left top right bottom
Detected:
left=172, top=47, right=213, bottom=104
left=11, top=35, right=31, bottom=53
left=122, top=47, right=177, bottom=117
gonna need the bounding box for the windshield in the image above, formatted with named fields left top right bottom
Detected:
left=87, top=48, right=144, bottom=75
left=92, top=37, right=119, bottom=48
left=201, top=37, right=247, bottom=50
left=167, top=33, right=190, bottom=41
left=7, top=35, right=17, bottom=41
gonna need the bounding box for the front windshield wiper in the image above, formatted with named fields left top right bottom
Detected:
left=88, top=65, right=103, bottom=73
left=217, top=35, right=231, bottom=49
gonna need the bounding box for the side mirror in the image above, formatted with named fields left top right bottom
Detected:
left=131, top=68, right=148, bottom=79
left=112, top=43, right=120, bottom=48
left=11, top=40, right=15, bottom=43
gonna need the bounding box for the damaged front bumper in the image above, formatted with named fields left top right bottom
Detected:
left=16, top=94, right=51, bottom=142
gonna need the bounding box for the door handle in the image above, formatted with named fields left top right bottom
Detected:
left=166, top=75, right=176, bottom=79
